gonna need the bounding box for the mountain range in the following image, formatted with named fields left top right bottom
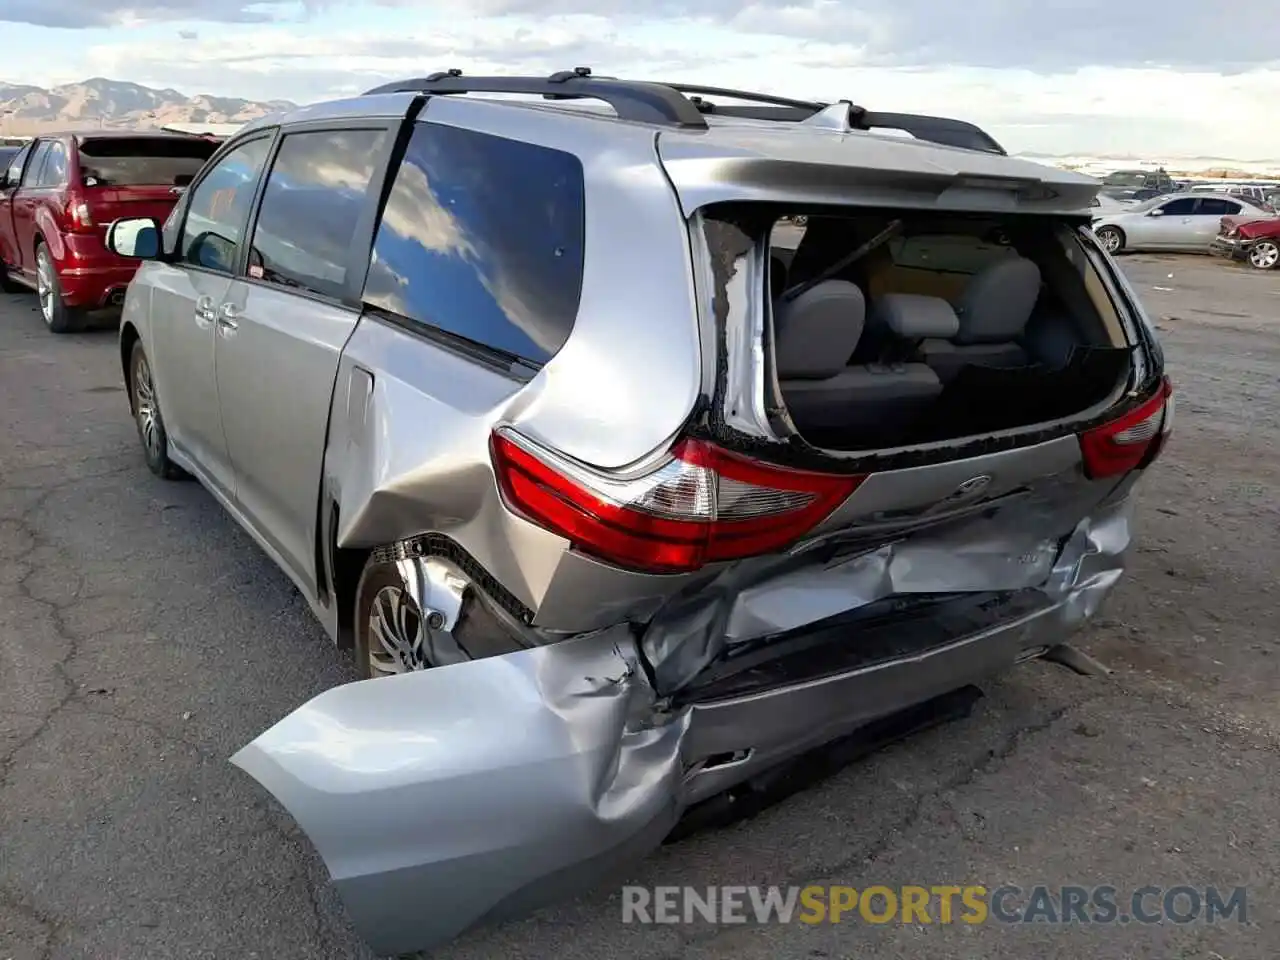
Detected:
left=0, top=77, right=294, bottom=133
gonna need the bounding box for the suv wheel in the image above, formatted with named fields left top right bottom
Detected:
left=353, top=557, right=471, bottom=679
left=129, top=340, right=186, bottom=480
left=36, top=243, right=85, bottom=333
left=1248, top=240, right=1279, bottom=270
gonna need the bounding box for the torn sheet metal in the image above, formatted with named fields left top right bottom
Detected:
left=233, top=498, right=1132, bottom=958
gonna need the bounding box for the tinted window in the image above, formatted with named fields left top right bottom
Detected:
left=4, top=144, right=30, bottom=185
left=247, top=129, right=387, bottom=300
left=1159, top=198, right=1197, bottom=215
left=38, top=142, right=67, bottom=186
left=363, top=122, right=585, bottom=365
left=78, top=136, right=218, bottom=187
left=887, top=234, right=1018, bottom=274
left=21, top=142, right=50, bottom=187
left=180, top=137, right=272, bottom=273
left=1197, top=198, right=1239, bottom=216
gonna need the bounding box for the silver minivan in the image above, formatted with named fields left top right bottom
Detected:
left=108, top=73, right=1172, bottom=956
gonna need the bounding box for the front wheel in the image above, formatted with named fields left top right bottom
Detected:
left=129, top=340, right=186, bottom=480
left=1094, top=226, right=1124, bottom=254
left=1248, top=240, right=1279, bottom=270
left=36, top=244, right=85, bottom=333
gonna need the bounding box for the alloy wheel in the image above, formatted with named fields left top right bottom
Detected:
left=1096, top=228, right=1121, bottom=254
left=133, top=353, right=162, bottom=461
left=36, top=251, right=55, bottom=326
left=367, top=585, right=433, bottom=675
left=1249, top=241, right=1279, bottom=270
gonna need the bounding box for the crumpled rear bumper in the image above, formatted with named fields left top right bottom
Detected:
left=232, top=497, right=1132, bottom=957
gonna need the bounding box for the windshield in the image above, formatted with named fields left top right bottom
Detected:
left=78, top=136, right=217, bottom=187
left=1103, top=172, right=1148, bottom=187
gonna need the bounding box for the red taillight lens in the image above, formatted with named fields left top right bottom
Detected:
left=490, top=430, right=865, bottom=573
left=1078, top=377, right=1173, bottom=479
left=64, top=192, right=95, bottom=233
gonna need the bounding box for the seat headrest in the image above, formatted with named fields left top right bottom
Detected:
left=954, top=257, right=1042, bottom=345
left=772, top=279, right=865, bottom=380
left=871, top=293, right=960, bottom=340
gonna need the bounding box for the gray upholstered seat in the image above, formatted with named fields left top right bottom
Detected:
left=918, top=257, right=1042, bottom=382
left=774, top=281, right=944, bottom=434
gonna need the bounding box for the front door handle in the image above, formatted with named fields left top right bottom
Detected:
left=216, top=303, right=240, bottom=332
left=194, top=296, right=216, bottom=323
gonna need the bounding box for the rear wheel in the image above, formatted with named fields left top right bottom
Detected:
left=1094, top=226, right=1124, bottom=254
left=129, top=340, right=186, bottom=480
left=1248, top=240, right=1279, bottom=270
left=353, top=556, right=468, bottom=679
left=36, top=243, right=85, bottom=333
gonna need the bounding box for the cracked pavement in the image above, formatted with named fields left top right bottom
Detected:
left=2, top=256, right=1279, bottom=960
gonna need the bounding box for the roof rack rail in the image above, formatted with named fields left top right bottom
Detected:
left=362, top=67, right=708, bottom=128
left=658, top=83, right=1006, bottom=155
left=360, top=70, right=1007, bottom=154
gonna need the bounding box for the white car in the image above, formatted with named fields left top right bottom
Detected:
left=1091, top=191, right=1267, bottom=254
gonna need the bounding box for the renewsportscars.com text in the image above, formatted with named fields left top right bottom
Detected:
left=621, top=884, right=1248, bottom=926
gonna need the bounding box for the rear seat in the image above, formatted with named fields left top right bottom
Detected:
left=917, top=257, right=1042, bottom=383
left=773, top=281, right=947, bottom=435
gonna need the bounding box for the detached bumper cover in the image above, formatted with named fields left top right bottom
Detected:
left=232, top=497, right=1133, bottom=957
left=1210, top=236, right=1250, bottom=260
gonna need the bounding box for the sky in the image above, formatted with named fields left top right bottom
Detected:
left=2, top=0, right=1279, bottom=158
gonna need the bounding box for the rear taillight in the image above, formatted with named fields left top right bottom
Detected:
left=490, top=430, right=865, bottom=573
left=1078, top=377, right=1173, bottom=479
left=64, top=192, right=94, bottom=233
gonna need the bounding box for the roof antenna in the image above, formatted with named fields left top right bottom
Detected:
left=424, top=69, right=462, bottom=81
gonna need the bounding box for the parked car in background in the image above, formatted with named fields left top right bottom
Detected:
left=1098, top=167, right=1176, bottom=203
left=1211, top=213, right=1280, bottom=270
left=1188, top=181, right=1275, bottom=208
left=107, top=74, right=1170, bottom=958
left=0, top=130, right=219, bottom=331
left=0, top=145, right=18, bottom=172
left=1091, top=192, right=1266, bottom=254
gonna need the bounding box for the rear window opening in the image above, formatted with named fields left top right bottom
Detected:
left=754, top=209, right=1136, bottom=453
left=77, top=136, right=218, bottom=188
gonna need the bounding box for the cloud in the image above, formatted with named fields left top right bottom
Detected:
left=0, top=0, right=311, bottom=28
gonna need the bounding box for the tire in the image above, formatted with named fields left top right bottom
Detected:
left=1094, top=226, right=1124, bottom=254
left=353, top=557, right=468, bottom=679
left=128, top=340, right=187, bottom=480
left=1247, top=240, right=1279, bottom=271
left=35, top=243, right=85, bottom=333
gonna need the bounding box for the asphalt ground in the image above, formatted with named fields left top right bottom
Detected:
left=1, top=254, right=1278, bottom=960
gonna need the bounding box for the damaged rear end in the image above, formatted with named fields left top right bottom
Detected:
left=233, top=113, right=1171, bottom=956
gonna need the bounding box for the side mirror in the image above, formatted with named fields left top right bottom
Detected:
left=1148, top=208, right=1165, bottom=217
left=106, top=217, right=161, bottom=259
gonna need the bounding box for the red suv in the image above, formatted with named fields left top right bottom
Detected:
left=0, top=131, right=219, bottom=332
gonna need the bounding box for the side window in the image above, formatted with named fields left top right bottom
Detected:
left=1158, top=198, right=1196, bottom=216
left=887, top=234, right=1018, bottom=275
left=363, top=122, right=586, bottom=365
left=21, top=142, right=50, bottom=188
left=247, top=128, right=387, bottom=300
left=39, top=142, right=68, bottom=186
left=1196, top=198, right=1238, bottom=216
left=179, top=136, right=273, bottom=274
left=4, top=143, right=31, bottom=186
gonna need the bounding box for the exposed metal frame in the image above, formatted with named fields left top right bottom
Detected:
left=362, top=68, right=1008, bottom=155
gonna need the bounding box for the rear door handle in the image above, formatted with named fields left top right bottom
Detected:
left=194, top=296, right=216, bottom=322
left=216, top=303, right=240, bottom=331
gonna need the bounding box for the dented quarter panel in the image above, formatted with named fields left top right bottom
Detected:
left=234, top=493, right=1135, bottom=956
